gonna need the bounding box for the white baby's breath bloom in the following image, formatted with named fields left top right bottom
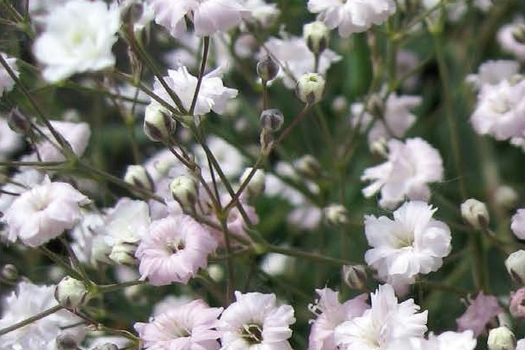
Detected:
left=498, top=18, right=525, bottom=61
left=3, top=178, right=90, bottom=247
left=194, top=136, right=245, bottom=180
left=152, top=66, right=237, bottom=118
left=148, top=0, right=250, bottom=37
left=31, top=120, right=91, bottom=162
left=361, top=137, right=444, bottom=209
left=511, top=209, right=525, bottom=240
left=0, top=168, right=45, bottom=217
left=0, top=115, right=23, bottom=160
left=364, top=201, right=452, bottom=287
left=334, top=284, right=428, bottom=350
left=307, top=0, right=396, bottom=37
left=219, top=291, right=296, bottom=350
left=0, top=52, right=18, bottom=97
left=242, top=0, right=280, bottom=26
left=33, top=0, right=120, bottom=82
left=466, top=60, right=520, bottom=89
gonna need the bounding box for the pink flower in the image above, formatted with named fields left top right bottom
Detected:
left=456, top=292, right=501, bottom=337
left=308, top=288, right=369, bottom=350
left=511, top=208, right=525, bottom=240
left=510, top=288, right=525, bottom=318
left=135, top=214, right=218, bottom=285
left=497, top=19, right=525, bottom=61
left=135, top=299, right=223, bottom=350
left=3, top=178, right=90, bottom=247
left=219, top=291, right=296, bottom=350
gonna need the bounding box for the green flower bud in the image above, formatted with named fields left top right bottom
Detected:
left=487, top=326, right=516, bottom=350
left=506, top=250, right=525, bottom=285
left=170, top=175, right=199, bottom=213
left=260, top=109, right=284, bottom=132
left=303, top=21, right=329, bottom=55
left=143, top=103, right=175, bottom=142
left=460, top=198, right=490, bottom=230
left=123, top=165, right=154, bottom=193
left=257, top=55, right=280, bottom=82
left=296, top=73, right=325, bottom=105
left=54, top=276, right=90, bottom=309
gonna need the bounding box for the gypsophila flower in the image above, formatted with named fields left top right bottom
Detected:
left=511, top=209, right=525, bottom=240
left=135, top=214, right=218, bottom=285
left=308, top=288, right=369, bottom=350
left=219, top=291, right=296, bottom=350
left=0, top=52, right=18, bottom=97
left=0, top=115, right=23, bottom=160
left=0, top=281, right=85, bottom=350
left=510, top=288, right=525, bottom=318
left=307, top=0, right=396, bottom=37
left=148, top=0, right=250, bottom=37
left=2, top=178, right=90, bottom=247
left=364, top=201, right=452, bottom=287
left=361, top=137, right=444, bottom=209
left=31, top=120, right=91, bottom=162
left=241, top=0, right=279, bottom=26
left=135, top=299, right=223, bottom=350
left=456, top=292, right=502, bottom=337
left=422, top=330, right=477, bottom=350
left=498, top=18, right=525, bottom=61
left=466, top=60, right=520, bottom=90
left=334, top=283, right=428, bottom=350
left=33, top=0, right=120, bottom=82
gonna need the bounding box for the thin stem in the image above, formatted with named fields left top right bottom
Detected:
left=189, top=36, right=210, bottom=116
left=224, top=155, right=264, bottom=212
left=0, top=304, right=63, bottom=337
left=266, top=244, right=358, bottom=266
left=97, top=280, right=146, bottom=294
left=275, top=105, right=311, bottom=145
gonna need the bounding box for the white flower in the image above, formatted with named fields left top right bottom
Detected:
left=33, top=0, right=120, bottom=82
left=219, top=291, right=296, bottom=350
left=194, top=135, right=245, bottom=180
left=466, top=60, right=520, bottom=89
left=69, top=210, right=105, bottom=266
left=148, top=0, right=250, bottom=37
left=364, top=201, right=452, bottom=287
left=470, top=79, right=525, bottom=140
left=0, top=281, right=84, bottom=350
left=334, top=284, right=427, bottom=350
left=153, top=66, right=237, bottom=117
left=0, top=52, right=18, bottom=96
left=3, top=178, right=90, bottom=247
left=242, top=0, right=279, bottom=26
left=429, top=330, right=477, bottom=350
left=260, top=35, right=341, bottom=88
left=307, top=0, right=396, bottom=37
left=498, top=18, right=525, bottom=61
left=0, top=168, right=45, bottom=215
left=0, top=115, right=23, bottom=159
left=32, top=120, right=91, bottom=162
left=511, top=209, right=525, bottom=240
left=361, top=137, right=444, bottom=209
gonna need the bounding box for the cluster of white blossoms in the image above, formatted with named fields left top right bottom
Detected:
left=0, top=52, right=18, bottom=97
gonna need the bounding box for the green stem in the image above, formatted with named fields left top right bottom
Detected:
left=189, top=36, right=210, bottom=116
left=0, top=304, right=63, bottom=337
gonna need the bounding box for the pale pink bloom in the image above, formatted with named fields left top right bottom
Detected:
left=69, top=210, right=105, bottom=265
left=153, top=66, right=237, bottom=117
left=0, top=168, right=45, bottom=215
left=33, top=0, right=120, bottom=82
left=470, top=79, right=525, bottom=140
left=518, top=339, right=525, bottom=350
left=135, top=299, right=223, bottom=350
left=148, top=0, right=250, bottom=37
left=136, top=214, right=218, bottom=285
left=0, top=115, right=23, bottom=160
left=0, top=52, right=18, bottom=96
left=364, top=201, right=451, bottom=287
left=242, top=0, right=280, bottom=26
left=32, top=120, right=91, bottom=162
left=351, top=93, right=421, bottom=147
left=219, top=291, right=296, bottom=350
left=3, top=178, right=89, bottom=247
left=0, top=281, right=84, bottom=350
left=415, top=330, right=477, bottom=350
left=334, top=284, right=428, bottom=350
left=261, top=35, right=341, bottom=88
left=361, top=138, right=444, bottom=209
left=456, top=292, right=501, bottom=337
left=308, top=288, right=369, bottom=350
left=510, top=288, right=525, bottom=318
left=511, top=208, right=525, bottom=240
left=466, top=60, right=520, bottom=89
left=153, top=295, right=194, bottom=316
left=307, top=0, right=396, bottom=37
left=498, top=19, right=525, bottom=61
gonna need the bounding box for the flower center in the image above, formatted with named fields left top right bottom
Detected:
left=241, top=323, right=263, bottom=344
left=166, top=239, right=185, bottom=254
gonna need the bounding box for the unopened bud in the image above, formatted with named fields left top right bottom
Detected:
left=509, top=288, right=525, bottom=318
left=124, top=165, right=154, bottom=193
left=296, top=73, right=325, bottom=105
left=1, top=264, right=18, bottom=281
left=121, top=1, right=143, bottom=25
left=8, top=107, right=31, bottom=134
left=512, top=24, right=525, bottom=45
left=487, top=326, right=516, bottom=350
left=93, top=343, right=119, bottom=350
left=239, top=168, right=265, bottom=198
left=324, top=204, right=349, bottom=226
left=303, top=21, right=329, bottom=55
left=143, top=103, right=175, bottom=142
left=109, top=243, right=138, bottom=265
left=342, top=265, right=367, bottom=290
left=260, top=109, right=284, bottom=132
left=54, top=276, right=90, bottom=308
left=257, top=55, right=279, bottom=82
left=366, top=93, right=385, bottom=119
left=170, top=175, right=198, bottom=213
left=505, top=250, right=525, bottom=285
left=461, top=198, right=490, bottom=230
left=56, top=332, right=78, bottom=350
left=294, top=154, right=322, bottom=179
left=370, top=138, right=388, bottom=157
left=494, top=185, right=518, bottom=210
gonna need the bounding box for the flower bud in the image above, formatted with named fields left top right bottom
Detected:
left=123, top=165, right=154, bottom=194
left=8, top=107, right=31, bottom=134
left=461, top=198, right=490, bottom=230
left=54, top=276, right=90, bottom=308
left=366, top=93, right=385, bottom=120
left=109, top=243, right=138, bottom=265
left=494, top=185, right=518, bottom=210
left=487, top=326, right=516, bottom=350
left=143, top=103, right=175, bottom=142
left=1, top=264, right=19, bottom=281
left=257, top=55, right=279, bottom=82
left=170, top=175, right=198, bottom=213
left=505, top=250, right=525, bottom=285
left=303, top=21, right=329, bottom=55
left=56, top=332, right=78, bottom=350
left=342, top=264, right=367, bottom=290
left=296, top=73, right=325, bottom=105
left=260, top=109, right=284, bottom=132
left=240, top=167, right=265, bottom=198
left=512, top=24, right=525, bottom=45
left=93, top=343, right=119, bottom=350
left=294, top=154, right=322, bottom=179
left=509, top=288, right=525, bottom=318
left=324, top=204, right=349, bottom=226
